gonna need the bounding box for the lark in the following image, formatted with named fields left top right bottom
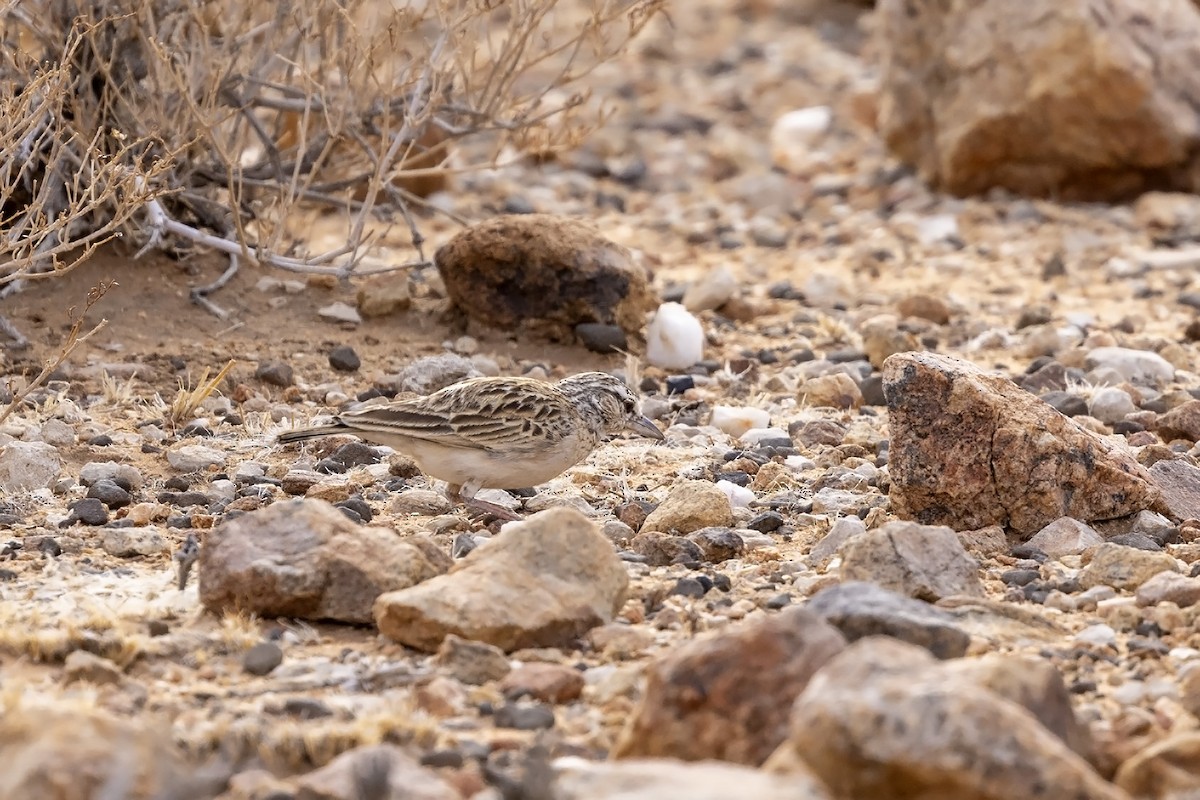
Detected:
left=277, top=371, right=664, bottom=520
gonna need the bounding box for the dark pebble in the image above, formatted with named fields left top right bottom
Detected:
left=358, top=386, right=389, bottom=402
left=453, top=533, right=478, bottom=559
left=87, top=434, right=113, bottom=447
left=665, top=375, right=695, bottom=394
left=710, top=573, right=732, bottom=592
left=69, top=498, right=109, bottom=526
left=255, top=360, right=294, bottom=387
left=493, top=702, right=555, bottom=730
left=148, top=620, right=170, bottom=636
left=338, top=497, right=373, bottom=523
left=714, top=471, right=751, bottom=486
left=575, top=323, right=627, bottom=354
left=767, top=281, right=803, bottom=300
left=746, top=511, right=785, bottom=533
left=1022, top=585, right=1051, bottom=604
left=88, top=479, right=132, bottom=509
left=164, top=476, right=190, bottom=491
left=1179, top=292, right=1200, bottom=310
left=859, top=375, right=886, bottom=406
left=1135, top=620, right=1164, bottom=638
left=494, top=194, right=534, bottom=214
left=329, top=442, right=380, bottom=468
left=826, top=348, right=867, bottom=364
left=1112, top=420, right=1144, bottom=435
left=277, top=697, right=334, bottom=719
left=1010, top=544, right=1048, bottom=562
left=1041, top=391, right=1089, bottom=417
left=328, top=345, right=361, bottom=372
left=669, top=577, right=709, bottom=598
left=1000, top=569, right=1040, bottom=587
left=421, top=749, right=466, bottom=769
left=765, top=593, right=791, bottom=610
left=0, top=569, right=16, bottom=582
left=754, top=436, right=793, bottom=450
left=638, top=376, right=661, bottom=394
left=38, top=538, right=61, bottom=557
left=243, top=641, right=284, bottom=676
left=1109, top=532, right=1162, bottom=551
left=159, top=491, right=212, bottom=507
left=0, top=514, right=22, bottom=528
left=337, top=505, right=364, bottom=524
left=182, top=421, right=213, bottom=437
left=141, top=444, right=163, bottom=454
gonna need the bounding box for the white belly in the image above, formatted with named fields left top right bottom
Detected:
left=402, top=437, right=589, bottom=491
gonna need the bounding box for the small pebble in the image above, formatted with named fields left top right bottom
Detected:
left=493, top=701, right=556, bottom=730
left=328, top=345, right=361, bottom=372
left=69, top=498, right=109, bottom=526
left=243, top=641, right=284, bottom=676
left=255, top=360, right=294, bottom=387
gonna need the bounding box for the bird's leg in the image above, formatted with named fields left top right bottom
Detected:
left=448, top=482, right=522, bottom=522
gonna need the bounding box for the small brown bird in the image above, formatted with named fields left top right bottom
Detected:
left=277, top=371, right=664, bottom=519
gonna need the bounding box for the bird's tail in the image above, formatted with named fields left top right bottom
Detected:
left=276, top=422, right=349, bottom=444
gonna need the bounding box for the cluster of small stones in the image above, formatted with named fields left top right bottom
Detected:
left=6, top=1, right=1200, bottom=799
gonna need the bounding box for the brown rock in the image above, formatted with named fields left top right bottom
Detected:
left=1149, top=458, right=1200, bottom=521
left=1079, top=542, right=1180, bottom=592
left=62, top=651, right=124, bottom=686
left=1134, top=570, right=1200, bottom=608
left=1155, top=399, right=1200, bottom=442
left=877, top=0, right=1200, bottom=200
left=884, top=352, right=1162, bottom=535
left=897, top=294, right=952, bottom=325
left=433, top=634, right=511, bottom=685
left=640, top=481, right=735, bottom=535
left=374, top=507, right=628, bottom=652
left=861, top=315, right=921, bottom=369
left=788, top=638, right=1127, bottom=800
left=798, top=373, right=863, bottom=410
left=0, top=706, right=189, bottom=800
left=554, top=758, right=832, bottom=800
left=1114, top=733, right=1200, bottom=800
left=355, top=273, right=411, bottom=317
left=293, top=744, right=456, bottom=800
left=630, top=531, right=704, bottom=565
left=840, top=520, right=985, bottom=601
left=498, top=662, right=585, bottom=704
left=940, top=654, right=1096, bottom=764
left=199, top=499, right=445, bottom=624
left=686, top=527, right=746, bottom=562
left=612, top=606, right=846, bottom=765
left=434, top=214, right=657, bottom=342
left=956, top=525, right=1009, bottom=558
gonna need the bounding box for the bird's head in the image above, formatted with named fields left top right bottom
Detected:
left=557, top=371, right=664, bottom=441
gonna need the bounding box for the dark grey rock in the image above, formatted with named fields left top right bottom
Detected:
left=575, top=323, right=627, bottom=354
left=69, top=498, right=109, bottom=526
left=255, top=360, right=294, bottom=387
left=87, top=479, right=132, bottom=509
left=805, top=580, right=971, bottom=659
left=243, top=641, right=284, bottom=675
left=328, top=345, right=361, bottom=372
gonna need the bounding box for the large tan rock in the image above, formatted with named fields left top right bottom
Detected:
left=839, top=520, right=985, bottom=601
left=640, top=481, right=736, bottom=535
left=374, top=507, right=628, bottom=652
left=1114, top=732, right=1200, bottom=799
left=884, top=352, right=1162, bottom=536
left=613, top=607, right=846, bottom=765
left=434, top=214, right=657, bottom=342
left=786, top=637, right=1128, bottom=800
left=877, top=0, right=1200, bottom=199
left=199, top=498, right=447, bottom=623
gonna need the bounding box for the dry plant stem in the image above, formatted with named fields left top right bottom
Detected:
left=2, top=0, right=665, bottom=308
left=0, top=281, right=115, bottom=427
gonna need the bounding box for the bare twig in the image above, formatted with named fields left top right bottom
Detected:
left=0, top=280, right=116, bottom=427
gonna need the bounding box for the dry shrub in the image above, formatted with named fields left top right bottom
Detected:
left=0, top=0, right=663, bottom=323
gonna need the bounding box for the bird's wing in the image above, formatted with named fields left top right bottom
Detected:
left=336, top=378, right=575, bottom=452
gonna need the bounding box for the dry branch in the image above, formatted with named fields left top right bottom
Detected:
left=0, top=0, right=664, bottom=320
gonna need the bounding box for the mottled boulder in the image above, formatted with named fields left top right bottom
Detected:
left=200, top=498, right=446, bottom=623
left=374, top=507, right=627, bottom=652
left=877, top=0, right=1200, bottom=200
left=839, top=521, right=985, bottom=601
left=786, top=638, right=1126, bottom=800
left=884, top=352, right=1162, bottom=535
left=434, top=214, right=657, bottom=342
left=613, top=607, right=846, bottom=765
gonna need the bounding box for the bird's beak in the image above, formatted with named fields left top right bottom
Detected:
left=626, top=415, right=665, bottom=440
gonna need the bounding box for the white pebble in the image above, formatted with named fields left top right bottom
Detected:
left=318, top=302, right=362, bottom=325
left=714, top=479, right=756, bottom=508
left=167, top=444, right=225, bottom=472
left=646, top=302, right=704, bottom=370
left=1074, top=623, right=1117, bottom=648
left=915, top=214, right=959, bottom=245
left=682, top=266, right=738, bottom=312
left=770, top=106, right=832, bottom=172
left=710, top=406, right=770, bottom=438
